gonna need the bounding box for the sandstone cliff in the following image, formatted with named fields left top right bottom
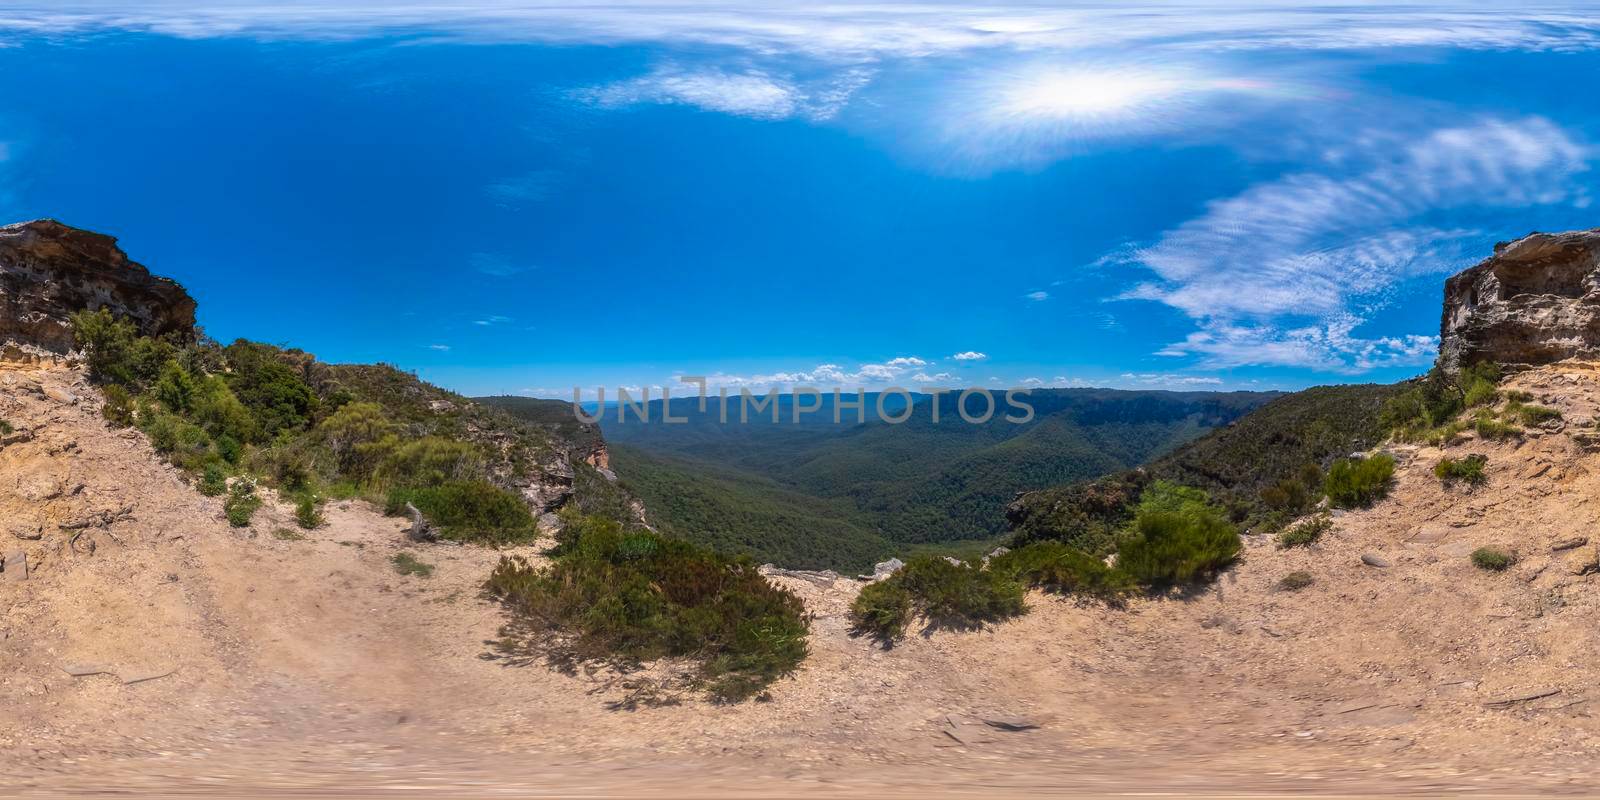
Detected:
left=0, top=219, right=196, bottom=362
left=1440, top=228, right=1600, bottom=372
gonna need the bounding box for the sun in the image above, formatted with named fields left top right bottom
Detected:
left=997, top=67, right=1189, bottom=122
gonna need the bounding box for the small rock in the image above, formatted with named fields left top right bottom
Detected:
left=7, top=520, right=42, bottom=541
left=1, top=550, right=26, bottom=582
left=1551, top=536, right=1588, bottom=552
left=1360, top=553, right=1392, bottom=568
left=61, top=663, right=113, bottom=677
left=42, top=385, right=77, bottom=405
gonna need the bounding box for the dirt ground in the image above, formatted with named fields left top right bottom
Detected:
left=8, top=363, right=1600, bottom=797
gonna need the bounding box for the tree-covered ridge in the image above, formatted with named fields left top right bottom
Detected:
left=1007, top=382, right=1405, bottom=548
left=71, top=309, right=630, bottom=540
left=605, top=388, right=1278, bottom=554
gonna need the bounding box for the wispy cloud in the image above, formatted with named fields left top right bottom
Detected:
left=16, top=4, right=1600, bottom=57
left=1024, top=290, right=1050, bottom=302
left=426, top=343, right=451, bottom=351
left=1113, top=116, right=1593, bottom=371
left=577, top=65, right=869, bottom=121
left=474, top=314, right=514, bottom=326
left=470, top=253, right=534, bottom=277
left=950, top=351, right=988, bottom=361
left=1118, top=372, right=1224, bottom=387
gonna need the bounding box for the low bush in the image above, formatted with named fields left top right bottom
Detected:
left=1324, top=454, right=1395, bottom=509
left=895, top=555, right=1028, bottom=628
left=1382, top=363, right=1500, bottom=440
left=1471, top=547, right=1514, bottom=571
left=386, top=480, right=536, bottom=545
left=100, top=383, right=136, bottom=427
left=197, top=463, right=228, bottom=496
left=1434, top=454, right=1487, bottom=487
left=849, top=580, right=913, bottom=642
left=392, top=552, right=435, bottom=577
left=0, top=419, right=11, bottom=435
left=989, top=541, right=1133, bottom=601
left=487, top=513, right=809, bottom=703
left=1277, top=514, right=1332, bottom=548
left=1504, top=390, right=1534, bottom=403
left=295, top=495, right=324, bottom=529
left=1473, top=411, right=1521, bottom=441
left=1508, top=401, right=1562, bottom=426
left=1117, top=507, right=1242, bottom=586
left=223, top=481, right=262, bottom=528
left=1277, top=571, right=1314, bottom=591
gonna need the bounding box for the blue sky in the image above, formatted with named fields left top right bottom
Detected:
left=1, top=2, right=1598, bottom=398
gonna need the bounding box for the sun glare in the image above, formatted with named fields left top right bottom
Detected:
left=998, top=68, right=1189, bottom=121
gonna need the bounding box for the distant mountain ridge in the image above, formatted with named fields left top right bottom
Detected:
left=598, top=387, right=1278, bottom=569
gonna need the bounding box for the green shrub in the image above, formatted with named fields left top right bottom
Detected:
left=99, top=384, right=136, bottom=427
left=1509, top=401, right=1561, bottom=426
left=153, top=359, right=199, bottom=414
left=198, top=463, right=229, bottom=496
left=1324, top=454, right=1395, bottom=509
left=1117, top=508, right=1241, bottom=586
left=387, top=480, right=536, bottom=545
left=1277, top=513, right=1332, bottom=548
left=1258, top=463, right=1325, bottom=520
left=1473, top=411, right=1521, bottom=441
left=1504, top=390, right=1534, bottom=403
left=895, top=555, right=1027, bottom=628
left=1471, top=547, right=1513, bottom=571
left=848, top=580, right=913, bottom=642
left=1434, top=454, right=1487, bottom=487
left=71, top=309, right=175, bottom=387
left=1383, top=363, right=1501, bottom=440
left=1463, top=379, right=1499, bottom=408
left=486, top=514, right=809, bottom=703
left=988, top=541, right=1133, bottom=601
left=0, top=419, right=11, bottom=435
left=223, top=481, right=262, bottom=528
left=1277, top=571, right=1314, bottom=591
left=392, top=552, right=435, bottom=578
left=295, top=495, right=324, bottom=529
left=374, top=436, right=483, bottom=489
left=222, top=341, right=318, bottom=436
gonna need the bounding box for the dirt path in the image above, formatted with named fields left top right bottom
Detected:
left=7, top=364, right=1600, bottom=796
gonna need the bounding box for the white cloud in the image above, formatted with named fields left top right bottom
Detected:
left=470, top=253, right=534, bottom=277
left=950, top=351, right=988, bottom=361
left=474, top=314, right=514, bottom=326
left=577, top=65, right=870, bottom=121
left=911, top=371, right=955, bottom=383
left=18, top=4, right=1600, bottom=58
left=426, top=343, right=451, bottom=351
left=1025, top=290, right=1050, bottom=301
left=1114, top=116, right=1592, bottom=371
left=1117, top=372, right=1225, bottom=387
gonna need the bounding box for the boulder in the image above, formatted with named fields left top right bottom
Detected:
left=1439, top=228, right=1600, bottom=372
left=862, top=558, right=904, bottom=581
left=0, top=219, right=196, bottom=361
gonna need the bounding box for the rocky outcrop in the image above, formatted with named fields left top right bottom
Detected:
left=0, top=220, right=196, bottom=362
left=1440, top=228, right=1600, bottom=372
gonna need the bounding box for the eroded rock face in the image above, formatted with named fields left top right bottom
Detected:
left=1440, top=228, right=1600, bottom=372
left=0, top=219, right=196, bottom=362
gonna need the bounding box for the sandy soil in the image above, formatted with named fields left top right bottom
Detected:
left=7, top=363, right=1600, bottom=796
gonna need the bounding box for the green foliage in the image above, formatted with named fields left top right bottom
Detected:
left=1117, top=504, right=1242, bottom=586
left=486, top=514, right=809, bottom=703
left=1471, top=547, right=1513, bottom=571
left=848, top=580, right=913, bottom=642
left=272, top=527, right=305, bottom=541
left=1324, top=454, right=1395, bottom=509
left=1434, top=454, right=1487, bottom=487
left=392, top=552, right=435, bottom=578
left=1473, top=411, right=1521, bottom=441
left=385, top=480, right=536, bottom=545
left=317, top=401, right=398, bottom=479
left=374, top=436, right=483, bottom=489
left=100, top=383, right=136, bottom=427
left=224, top=481, right=262, bottom=528
left=1277, top=571, right=1314, bottom=591
left=295, top=495, right=324, bottom=529
left=0, top=418, right=11, bottom=435
left=1507, top=400, right=1562, bottom=426
left=849, top=555, right=1027, bottom=642
left=154, top=360, right=198, bottom=414
left=1007, top=471, right=1146, bottom=555
left=1258, top=463, right=1325, bottom=525
left=198, top=463, right=228, bottom=496
left=1383, top=364, right=1501, bottom=441
left=222, top=341, right=318, bottom=436
left=70, top=308, right=175, bottom=387
left=1277, top=513, right=1332, bottom=548
left=988, top=541, right=1133, bottom=601
left=1504, top=390, right=1534, bottom=403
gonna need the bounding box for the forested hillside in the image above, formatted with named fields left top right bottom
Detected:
left=602, top=388, right=1276, bottom=567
